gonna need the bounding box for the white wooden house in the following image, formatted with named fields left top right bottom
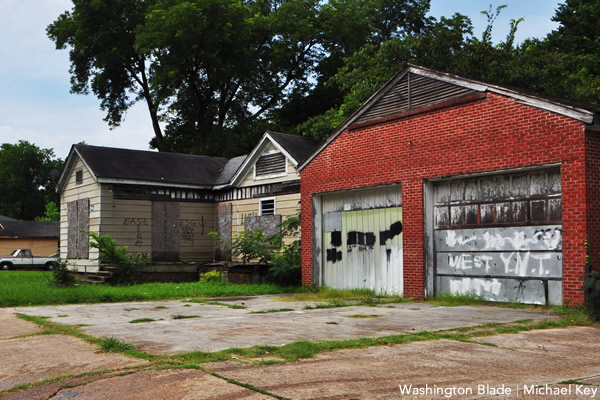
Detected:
left=57, top=132, right=317, bottom=272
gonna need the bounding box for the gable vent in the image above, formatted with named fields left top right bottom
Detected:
left=256, top=153, right=286, bottom=177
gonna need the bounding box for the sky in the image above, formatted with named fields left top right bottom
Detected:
left=0, top=0, right=562, bottom=161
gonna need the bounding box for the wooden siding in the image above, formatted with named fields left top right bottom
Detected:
left=60, top=157, right=101, bottom=271
left=240, top=158, right=299, bottom=187
left=100, top=191, right=215, bottom=263
left=219, top=193, right=300, bottom=261
left=0, top=239, right=58, bottom=257
left=179, top=202, right=216, bottom=261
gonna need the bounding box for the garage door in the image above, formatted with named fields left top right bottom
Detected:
left=321, top=186, right=403, bottom=294
left=432, top=169, right=562, bottom=305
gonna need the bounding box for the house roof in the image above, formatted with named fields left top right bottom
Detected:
left=0, top=215, right=17, bottom=223
left=267, top=131, right=319, bottom=165
left=0, top=221, right=59, bottom=239
left=59, top=144, right=233, bottom=190
left=58, top=132, right=319, bottom=192
left=298, top=64, right=600, bottom=171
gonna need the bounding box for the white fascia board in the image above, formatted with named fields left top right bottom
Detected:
left=298, top=69, right=410, bottom=172
left=97, top=178, right=214, bottom=190
left=57, top=147, right=99, bottom=194
left=229, top=132, right=296, bottom=187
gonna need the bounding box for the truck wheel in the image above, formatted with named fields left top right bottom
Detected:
left=45, top=261, right=55, bottom=271
left=0, top=262, right=12, bottom=271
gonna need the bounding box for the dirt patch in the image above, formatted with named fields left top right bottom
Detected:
left=0, top=335, right=146, bottom=391
left=204, top=328, right=600, bottom=400
left=47, top=369, right=271, bottom=400
left=0, top=310, right=41, bottom=339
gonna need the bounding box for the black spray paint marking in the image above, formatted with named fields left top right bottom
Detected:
left=386, top=249, right=391, bottom=262
left=331, top=231, right=342, bottom=247
left=380, top=221, right=403, bottom=244
left=326, top=249, right=343, bottom=263
left=347, top=231, right=377, bottom=247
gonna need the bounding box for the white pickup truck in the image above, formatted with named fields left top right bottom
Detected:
left=0, top=249, right=58, bottom=270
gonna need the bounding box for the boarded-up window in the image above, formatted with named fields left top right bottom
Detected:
left=152, top=202, right=180, bottom=262
left=67, top=199, right=90, bottom=259
left=75, top=169, right=83, bottom=185
left=255, top=153, right=286, bottom=177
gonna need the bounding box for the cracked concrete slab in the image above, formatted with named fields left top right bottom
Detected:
left=204, top=327, right=600, bottom=400
left=0, top=335, right=147, bottom=391
left=7, top=297, right=555, bottom=354
left=47, top=369, right=271, bottom=400
left=0, top=309, right=41, bottom=339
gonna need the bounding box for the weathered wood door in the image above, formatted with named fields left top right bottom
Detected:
left=152, top=202, right=180, bottom=262
left=432, top=169, right=563, bottom=305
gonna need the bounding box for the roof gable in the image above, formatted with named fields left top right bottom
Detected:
left=227, top=131, right=317, bottom=187
left=354, top=70, right=478, bottom=124
left=298, top=64, right=599, bottom=171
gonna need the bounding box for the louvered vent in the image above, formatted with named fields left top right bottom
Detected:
left=256, top=153, right=286, bottom=177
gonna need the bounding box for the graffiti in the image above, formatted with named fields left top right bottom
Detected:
left=331, top=231, right=342, bottom=247
left=123, top=218, right=148, bottom=225
left=135, top=225, right=143, bottom=246
left=443, top=252, right=560, bottom=277
left=439, top=226, right=562, bottom=252
left=326, top=249, right=342, bottom=263
left=380, top=221, right=403, bottom=244
left=347, top=231, right=376, bottom=247
left=240, top=213, right=256, bottom=226
left=179, top=217, right=206, bottom=243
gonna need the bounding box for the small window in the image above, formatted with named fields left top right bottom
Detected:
left=75, top=169, right=83, bottom=185
left=260, top=198, right=276, bottom=216
left=255, top=152, right=286, bottom=178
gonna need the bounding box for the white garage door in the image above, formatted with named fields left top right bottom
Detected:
left=432, top=169, right=563, bottom=305
left=321, top=186, right=403, bottom=294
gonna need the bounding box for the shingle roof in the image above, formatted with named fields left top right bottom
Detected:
left=74, top=145, right=230, bottom=186
left=214, top=155, right=247, bottom=185
left=0, top=221, right=59, bottom=239
left=267, top=132, right=319, bottom=164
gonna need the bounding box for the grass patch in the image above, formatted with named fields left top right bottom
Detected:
left=428, top=293, right=488, bottom=307
left=326, top=321, right=338, bottom=325
left=153, top=306, right=168, bottom=310
left=345, top=314, right=380, bottom=319
left=250, top=308, right=295, bottom=314
left=101, top=337, right=136, bottom=353
left=0, top=271, right=296, bottom=307
left=281, top=287, right=407, bottom=304
left=558, top=380, right=594, bottom=385
left=15, top=314, right=150, bottom=360
left=185, top=299, right=248, bottom=309
left=124, top=308, right=138, bottom=311
left=129, top=318, right=156, bottom=323
left=172, top=314, right=200, bottom=320
left=183, top=304, right=191, bottom=307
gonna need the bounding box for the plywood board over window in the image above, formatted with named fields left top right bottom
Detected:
left=152, top=201, right=180, bottom=262
left=67, top=198, right=89, bottom=259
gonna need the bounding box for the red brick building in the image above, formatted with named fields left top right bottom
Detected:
left=298, top=64, right=600, bottom=306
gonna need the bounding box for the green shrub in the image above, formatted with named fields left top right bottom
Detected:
left=210, top=229, right=280, bottom=263
left=267, top=241, right=301, bottom=286
left=200, top=270, right=225, bottom=283
left=86, top=232, right=148, bottom=285
left=582, top=238, right=600, bottom=321
left=51, top=259, right=75, bottom=287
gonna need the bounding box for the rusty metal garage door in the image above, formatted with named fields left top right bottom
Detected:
left=322, top=186, right=403, bottom=294
left=433, top=169, right=563, bottom=305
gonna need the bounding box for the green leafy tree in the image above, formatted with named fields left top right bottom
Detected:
left=35, top=202, right=60, bottom=222
left=48, top=0, right=435, bottom=156
left=0, top=141, right=63, bottom=220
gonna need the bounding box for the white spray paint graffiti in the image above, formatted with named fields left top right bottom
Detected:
left=436, top=225, right=563, bottom=304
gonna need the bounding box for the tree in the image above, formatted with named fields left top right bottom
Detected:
left=48, top=0, right=434, bottom=156
left=0, top=141, right=63, bottom=221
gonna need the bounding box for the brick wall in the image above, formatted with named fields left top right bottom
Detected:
left=301, top=92, right=588, bottom=305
